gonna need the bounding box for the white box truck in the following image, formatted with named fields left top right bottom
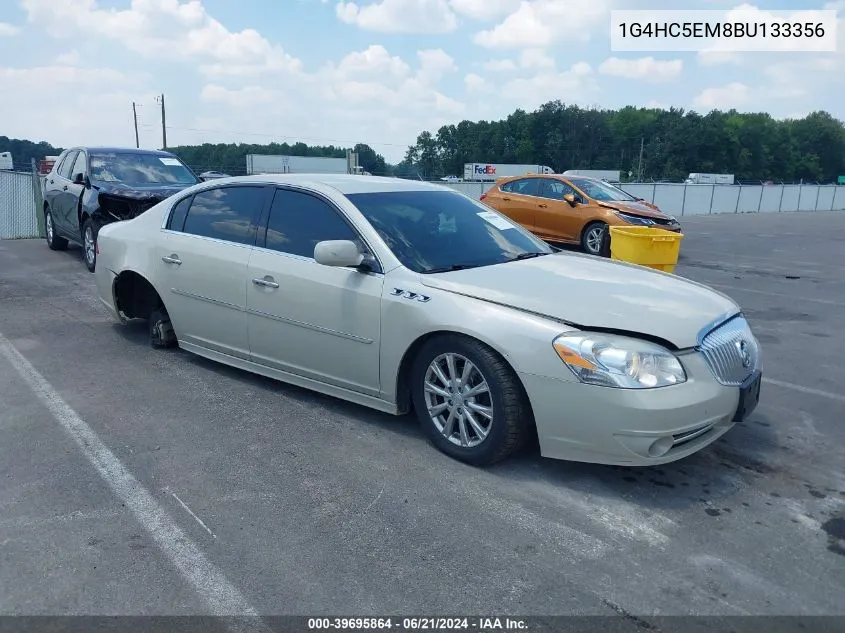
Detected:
left=685, top=173, right=735, bottom=185
left=562, top=169, right=621, bottom=182
left=246, top=154, right=351, bottom=175
left=463, top=163, right=554, bottom=182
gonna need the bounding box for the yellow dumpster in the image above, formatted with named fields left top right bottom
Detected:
left=608, top=226, right=684, bottom=273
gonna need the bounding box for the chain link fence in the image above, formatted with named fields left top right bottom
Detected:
left=0, top=163, right=41, bottom=239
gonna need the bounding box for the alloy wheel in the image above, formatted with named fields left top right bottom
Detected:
left=84, top=226, right=95, bottom=266
left=45, top=213, right=53, bottom=243
left=585, top=225, right=605, bottom=255
left=423, top=352, right=494, bottom=448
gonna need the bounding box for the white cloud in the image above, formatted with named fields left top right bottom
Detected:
left=598, top=56, right=683, bottom=82
left=335, top=0, right=458, bottom=33
left=519, top=48, right=555, bottom=70
left=693, top=82, right=751, bottom=111
left=473, top=0, right=608, bottom=48
left=417, top=49, right=458, bottom=81
left=0, top=64, right=157, bottom=147
left=55, top=50, right=80, bottom=65
left=448, top=0, right=520, bottom=20
left=21, top=0, right=302, bottom=75
left=483, top=58, right=517, bottom=71
left=464, top=72, right=492, bottom=93
left=500, top=62, right=596, bottom=110
left=0, top=22, right=19, bottom=36
left=332, top=44, right=411, bottom=78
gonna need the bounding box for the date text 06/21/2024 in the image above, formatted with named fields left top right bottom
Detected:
left=307, top=617, right=528, bottom=631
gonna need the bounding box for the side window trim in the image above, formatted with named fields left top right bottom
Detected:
left=259, top=186, right=383, bottom=274
left=165, top=193, right=194, bottom=231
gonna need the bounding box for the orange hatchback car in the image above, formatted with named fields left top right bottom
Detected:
left=480, top=174, right=682, bottom=256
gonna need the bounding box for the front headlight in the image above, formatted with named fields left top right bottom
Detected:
left=553, top=333, right=687, bottom=389
left=615, top=211, right=656, bottom=226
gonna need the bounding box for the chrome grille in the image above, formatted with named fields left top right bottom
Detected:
left=699, top=315, right=760, bottom=386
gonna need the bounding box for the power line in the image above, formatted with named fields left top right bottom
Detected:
left=160, top=124, right=411, bottom=148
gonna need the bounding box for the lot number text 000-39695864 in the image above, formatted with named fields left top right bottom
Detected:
left=610, top=9, right=838, bottom=52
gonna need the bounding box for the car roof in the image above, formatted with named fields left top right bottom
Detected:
left=211, top=173, right=455, bottom=195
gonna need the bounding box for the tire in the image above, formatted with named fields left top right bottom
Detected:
left=44, top=207, right=68, bottom=251
left=82, top=217, right=99, bottom=273
left=410, top=334, right=532, bottom=466
left=581, top=221, right=608, bottom=256
left=149, top=308, right=177, bottom=349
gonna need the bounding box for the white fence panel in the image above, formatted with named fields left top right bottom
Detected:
left=680, top=185, right=713, bottom=215
left=759, top=185, right=783, bottom=212
left=816, top=186, right=836, bottom=211
left=619, top=184, right=654, bottom=201
left=833, top=186, right=845, bottom=211
left=797, top=185, right=820, bottom=211
left=652, top=184, right=684, bottom=217
left=737, top=185, right=763, bottom=213
left=0, top=171, right=39, bottom=239
left=780, top=185, right=801, bottom=211
left=710, top=185, right=741, bottom=214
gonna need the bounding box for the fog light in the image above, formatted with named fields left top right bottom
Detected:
left=648, top=436, right=673, bottom=458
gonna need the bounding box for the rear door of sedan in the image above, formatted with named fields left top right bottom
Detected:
left=245, top=186, right=384, bottom=396
left=156, top=183, right=271, bottom=360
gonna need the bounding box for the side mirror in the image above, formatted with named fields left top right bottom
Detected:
left=314, top=240, right=365, bottom=268
left=73, top=172, right=86, bottom=185
left=563, top=193, right=577, bottom=206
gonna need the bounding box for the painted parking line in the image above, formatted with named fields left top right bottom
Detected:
left=762, top=377, right=845, bottom=404
left=0, top=332, right=265, bottom=622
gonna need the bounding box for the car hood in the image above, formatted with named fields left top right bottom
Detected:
left=597, top=199, right=669, bottom=219
left=419, top=253, right=738, bottom=349
left=93, top=181, right=192, bottom=201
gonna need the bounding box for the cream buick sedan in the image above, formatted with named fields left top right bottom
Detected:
left=94, top=174, right=762, bottom=467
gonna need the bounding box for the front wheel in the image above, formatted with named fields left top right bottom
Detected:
left=410, top=334, right=532, bottom=466
left=82, top=218, right=99, bottom=272
left=581, top=221, right=608, bottom=256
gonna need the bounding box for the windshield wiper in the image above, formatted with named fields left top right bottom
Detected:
left=506, top=252, right=549, bottom=262
left=423, top=263, right=483, bottom=274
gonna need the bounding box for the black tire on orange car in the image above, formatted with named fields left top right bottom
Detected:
left=581, top=221, right=608, bottom=256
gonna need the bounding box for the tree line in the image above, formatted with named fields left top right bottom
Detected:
left=4, top=102, right=844, bottom=183
left=400, top=102, right=845, bottom=183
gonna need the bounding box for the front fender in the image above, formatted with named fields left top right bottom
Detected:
left=379, top=276, right=580, bottom=404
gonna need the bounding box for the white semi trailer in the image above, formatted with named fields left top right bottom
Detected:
left=246, top=153, right=358, bottom=175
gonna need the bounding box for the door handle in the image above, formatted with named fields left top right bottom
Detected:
left=252, top=276, right=279, bottom=289
left=161, top=254, right=182, bottom=265
left=538, top=203, right=548, bottom=208
left=502, top=196, right=511, bottom=201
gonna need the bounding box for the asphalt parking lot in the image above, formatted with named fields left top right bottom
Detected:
left=0, top=210, right=843, bottom=619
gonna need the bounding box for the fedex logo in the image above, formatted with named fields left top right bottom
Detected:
left=473, top=164, right=496, bottom=175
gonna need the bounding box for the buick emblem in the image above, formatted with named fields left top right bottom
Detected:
left=736, top=339, right=751, bottom=368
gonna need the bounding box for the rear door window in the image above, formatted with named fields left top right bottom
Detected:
left=509, top=178, right=541, bottom=197
left=181, top=185, right=265, bottom=245
left=58, top=151, right=78, bottom=180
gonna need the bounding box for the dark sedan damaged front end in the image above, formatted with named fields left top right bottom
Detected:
left=91, top=184, right=183, bottom=224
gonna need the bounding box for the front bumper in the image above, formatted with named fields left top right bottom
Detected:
left=518, top=351, right=740, bottom=466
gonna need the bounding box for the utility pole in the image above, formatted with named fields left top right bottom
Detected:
left=132, top=102, right=140, bottom=148
left=156, top=93, right=167, bottom=150
left=637, top=136, right=644, bottom=182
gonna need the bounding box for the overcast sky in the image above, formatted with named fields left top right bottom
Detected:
left=1, top=0, right=842, bottom=163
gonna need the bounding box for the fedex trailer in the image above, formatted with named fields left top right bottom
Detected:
left=463, top=163, right=554, bottom=182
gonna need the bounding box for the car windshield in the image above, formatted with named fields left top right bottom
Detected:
left=89, top=152, right=199, bottom=186
left=569, top=177, right=636, bottom=202
left=345, top=190, right=553, bottom=273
